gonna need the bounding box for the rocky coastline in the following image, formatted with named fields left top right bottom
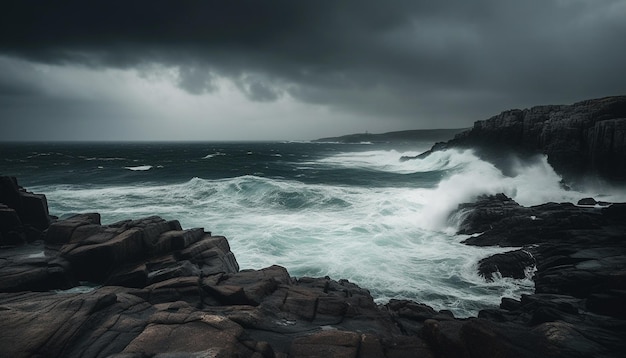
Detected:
left=405, top=95, right=626, bottom=182
left=2, top=95, right=626, bottom=358
left=1, top=173, right=625, bottom=357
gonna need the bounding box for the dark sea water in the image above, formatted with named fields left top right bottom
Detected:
left=2, top=141, right=624, bottom=316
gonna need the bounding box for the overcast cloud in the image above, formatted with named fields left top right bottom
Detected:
left=1, top=0, right=625, bottom=141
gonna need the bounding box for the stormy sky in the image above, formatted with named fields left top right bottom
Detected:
left=1, top=1, right=625, bottom=141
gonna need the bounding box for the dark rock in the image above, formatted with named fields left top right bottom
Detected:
left=178, top=235, right=240, bottom=274
left=460, top=319, right=554, bottom=358
left=106, top=263, right=149, bottom=288
left=0, top=176, right=51, bottom=245
left=477, top=249, right=536, bottom=281
left=19, top=191, right=51, bottom=230
left=577, top=197, right=597, bottom=205
left=53, top=214, right=236, bottom=285
left=121, top=311, right=256, bottom=356
left=386, top=299, right=443, bottom=335
left=204, top=265, right=290, bottom=306
left=531, top=321, right=614, bottom=357
left=382, top=335, right=434, bottom=358
left=477, top=308, right=516, bottom=322
left=156, top=228, right=205, bottom=252
left=62, top=227, right=145, bottom=281
left=416, top=96, right=626, bottom=181
left=0, top=243, right=77, bottom=292
left=500, top=297, right=522, bottom=311
left=0, top=205, right=22, bottom=231
left=45, top=213, right=101, bottom=244
left=455, top=193, right=522, bottom=236
left=387, top=299, right=438, bottom=321
left=0, top=176, right=21, bottom=211
left=289, top=330, right=360, bottom=357
left=0, top=288, right=280, bottom=358
left=422, top=319, right=469, bottom=358
left=586, top=290, right=626, bottom=319
left=359, top=334, right=386, bottom=358
left=458, top=194, right=626, bottom=303
left=453, top=192, right=626, bottom=356
left=529, top=306, right=577, bottom=325
left=602, top=202, right=626, bottom=219
left=458, top=194, right=622, bottom=248
left=0, top=205, right=26, bottom=246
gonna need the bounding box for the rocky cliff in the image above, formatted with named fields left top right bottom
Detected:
left=418, top=96, right=626, bottom=181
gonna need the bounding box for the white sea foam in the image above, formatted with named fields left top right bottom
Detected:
left=312, top=149, right=427, bottom=174
left=124, top=165, right=153, bottom=171
left=84, top=157, right=126, bottom=161
left=202, top=152, right=225, bottom=159
left=26, top=251, right=46, bottom=259
left=38, top=148, right=626, bottom=317
left=317, top=148, right=626, bottom=230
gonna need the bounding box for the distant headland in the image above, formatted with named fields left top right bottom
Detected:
left=313, top=128, right=468, bottom=144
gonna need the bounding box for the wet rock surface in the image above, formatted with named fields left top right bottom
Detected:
left=457, top=194, right=626, bottom=356
left=2, top=178, right=626, bottom=357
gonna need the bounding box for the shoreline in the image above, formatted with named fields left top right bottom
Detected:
left=1, top=176, right=625, bottom=357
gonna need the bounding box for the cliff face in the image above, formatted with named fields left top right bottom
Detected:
left=448, top=96, right=626, bottom=180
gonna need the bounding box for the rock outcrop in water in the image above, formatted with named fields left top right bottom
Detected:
left=411, top=96, right=626, bottom=181
left=455, top=194, right=626, bottom=320
left=2, top=176, right=626, bottom=357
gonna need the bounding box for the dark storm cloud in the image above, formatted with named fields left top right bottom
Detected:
left=1, top=0, right=625, bottom=130
left=177, top=65, right=219, bottom=95
left=239, top=78, right=282, bottom=102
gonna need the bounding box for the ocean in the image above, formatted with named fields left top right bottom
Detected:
left=2, top=141, right=624, bottom=317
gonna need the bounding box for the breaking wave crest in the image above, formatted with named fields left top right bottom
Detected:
left=36, top=147, right=626, bottom=317
left=124, top=165, right=153, bottom=171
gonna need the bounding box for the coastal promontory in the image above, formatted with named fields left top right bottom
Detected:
left=413, top=95, right=626, bottom=181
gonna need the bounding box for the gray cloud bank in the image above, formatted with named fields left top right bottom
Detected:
left=1, top=0, right=625, bottom=140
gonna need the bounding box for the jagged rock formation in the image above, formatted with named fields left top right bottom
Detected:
left=0, top=212, right=437, bottom=357
left=0, top=176, right=51, bottom=245
left=2, top=177, right=626, bottom=357
left=455, top=194, right=626, bottom=320
left=413, top=96, right=626, bottom=181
